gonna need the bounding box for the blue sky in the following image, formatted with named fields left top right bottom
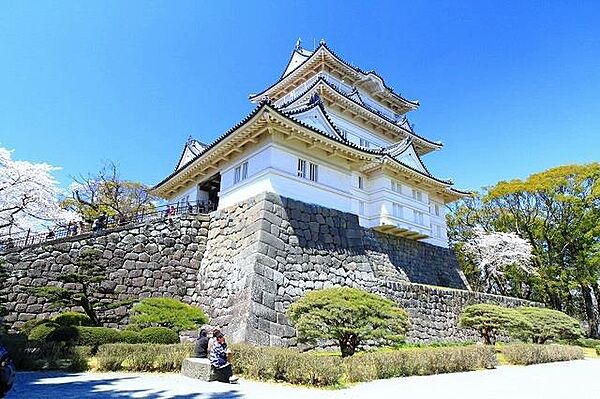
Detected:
left=1, top=1, right=598, bottom=193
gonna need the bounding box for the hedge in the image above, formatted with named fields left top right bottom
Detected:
left=95, top=343, right=193, bottom=372
left=232, top=343, right=497, bottom=386
left=75, top=327, right=122, bottom=346
left=343, top=345, right=497, bottom=383
left=138, top=327, right=180, bottom=344
left=501, top=344, right=584, bottom=365
left=232, top=344, right=343, bottom=387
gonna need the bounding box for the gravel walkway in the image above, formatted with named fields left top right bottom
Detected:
left=8, top=359, right=600, bottom=399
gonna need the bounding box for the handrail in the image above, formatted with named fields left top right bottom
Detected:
left=0, top=200, right=216, bottom=252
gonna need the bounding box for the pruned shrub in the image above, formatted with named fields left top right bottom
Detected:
left=130, top=298, right=208, bottom=332
left=120, top=330, right=142, bottom=344
left=52, top=312, right=93, bottom=327
left=18, top=318, right=52, bottom=336
left=231, top=344, right=343, bottom=387
left=75, top=326, right=122, bottom=346
left=138, top=327, right=179, bottom=344
left=501, top=344, right=584, bottom=365
left=28, top=322, right=60, bottom=343
left=343, top=345, right=497, bottom=383
left=516, top=307, right=583, bottom=343
left=287, top=287, right=410, bottom=357
left=596, top=345, right=600, bottom=356
left=459, top=304, right=531, bottom=344
left=95, top=343, right=193, bottom=372
left=572, top=338, right=600, bottom=348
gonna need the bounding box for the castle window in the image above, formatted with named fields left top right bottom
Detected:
left=392, top=202, right=403, bottom=218
left=298, top=159, right=318, bottom=182
left=234, top=161, right=248, bottom=184
left=358, top=176, right=364, bottom=189
left=391, top=180, right=402, bottom=193
left=359, top=138, right=371, bottom=148
left=412, top=188, right=423, bottom=202
left=414, top=210, right=424, bottom=225
left=309, top=162, right=318, bottom=182
left=359, top=201, right=365, bottom=215
left=297, top=159, right=306, bottom=178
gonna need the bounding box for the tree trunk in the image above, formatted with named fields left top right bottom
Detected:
left=339, top=334, right=359, bottom=357
left=78, top=296, right=101, bottom=326
left=581, top=284, right=600, bottom=338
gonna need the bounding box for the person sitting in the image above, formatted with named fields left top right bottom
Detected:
left=194, top=328, right=209, bottom=358
left=208, top=333, right=238, bottom=384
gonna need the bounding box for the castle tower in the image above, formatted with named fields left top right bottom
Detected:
left=152, top=41, right=467, bottom=247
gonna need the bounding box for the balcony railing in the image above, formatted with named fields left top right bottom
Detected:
left=0, top=200, right=216, bottom=252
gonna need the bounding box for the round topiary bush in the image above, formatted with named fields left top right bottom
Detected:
left=138, top=327, right=179, bottom=344
left=52, top=312, right=93, bottom=327
left=28, top=322, right=60, bottom=343
left=75, top=327, right=122, bottom=346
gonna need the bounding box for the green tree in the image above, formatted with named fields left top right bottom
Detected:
left=448, top=163, right=600, bottom=337
left=459, top=304, right=531, bottom=345
left=129, top=297, right=208, bottom=332
left=31, top=248, right=108, bottom=326
left=287, top=287, right=410, bottom=357
left=516, top=307, right=583, bottom=344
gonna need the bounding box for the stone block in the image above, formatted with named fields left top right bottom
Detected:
left=181, top=358, right=215, bottom=381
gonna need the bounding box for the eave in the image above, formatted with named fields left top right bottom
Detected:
left=279, top=77, right=442, bottom=154
left=250, top=43, right=418, bottom=115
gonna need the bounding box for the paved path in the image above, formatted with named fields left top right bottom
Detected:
left=9, top=359, right=600, bottom=399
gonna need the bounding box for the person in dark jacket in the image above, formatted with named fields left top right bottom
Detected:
left=194, top=328, right=209, bottom=358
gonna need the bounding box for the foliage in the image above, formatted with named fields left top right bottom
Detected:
left=233, top=343, right=496, bottom=386
left=501, top=344, right=584, bottom=365
left=74, top=326, right=122, bottom=346
left=571, top=337, right=600, bottom=348
left=138, top=327, right=179, bottom=344
left=130, top=297, right=208, bottom=332
left=28, top=322, right=60, bottom=343
left=62, top=161, right=157, bottom=222
left=232, top=343, right=343, bottom=387
left=120, top=330, right=142, bottom=344
left=516, top=307, right=583, bottom=343
left=447, top=163, right=600, bottom=337
left=95, top=343, right=193, bottom=372
left=1, top=332, right=90, bottom=371
left=461, top=228, right=535, bottom=295
left=459, top=304, right=531, bottom=344
left=18, top=318, right=53, bottom=337
left=52, top=312, right=93, bottom=327
left=0, top=146, right=78, bottom=236
left=343, top=345, right=497, bottom=383
left=287, top=287, right=410, bottom=357
left=31, top=248, right=109, bottom=326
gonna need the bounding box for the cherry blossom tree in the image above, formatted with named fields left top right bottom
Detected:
left=0, top=146, right=77, bottom=236
left=462, top=228, right=535, bottom=295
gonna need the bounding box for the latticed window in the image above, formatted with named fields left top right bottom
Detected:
left=309, top=162, right=318, bottom=182
left=297, top=159, right=306, bottom=178
left=234, top=161, right=248, bottom=184
left=392, top=202, right=403, bottom=218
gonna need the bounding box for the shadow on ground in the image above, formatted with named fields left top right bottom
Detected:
left=8, top=372, right=244, bottom=399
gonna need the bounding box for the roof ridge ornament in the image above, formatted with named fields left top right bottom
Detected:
left=319, top=38, right=326, bottom=46
left=295, top=38, right=302, bottom=51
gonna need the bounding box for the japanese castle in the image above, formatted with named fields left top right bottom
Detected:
left=151, top=40, right=467, bottom=247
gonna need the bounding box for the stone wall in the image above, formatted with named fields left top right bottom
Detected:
left=2, top=215, right=209, bottom=329
left=235, top=192, right=533, bottom=345
left=1, top=192, right=536, bottom=344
